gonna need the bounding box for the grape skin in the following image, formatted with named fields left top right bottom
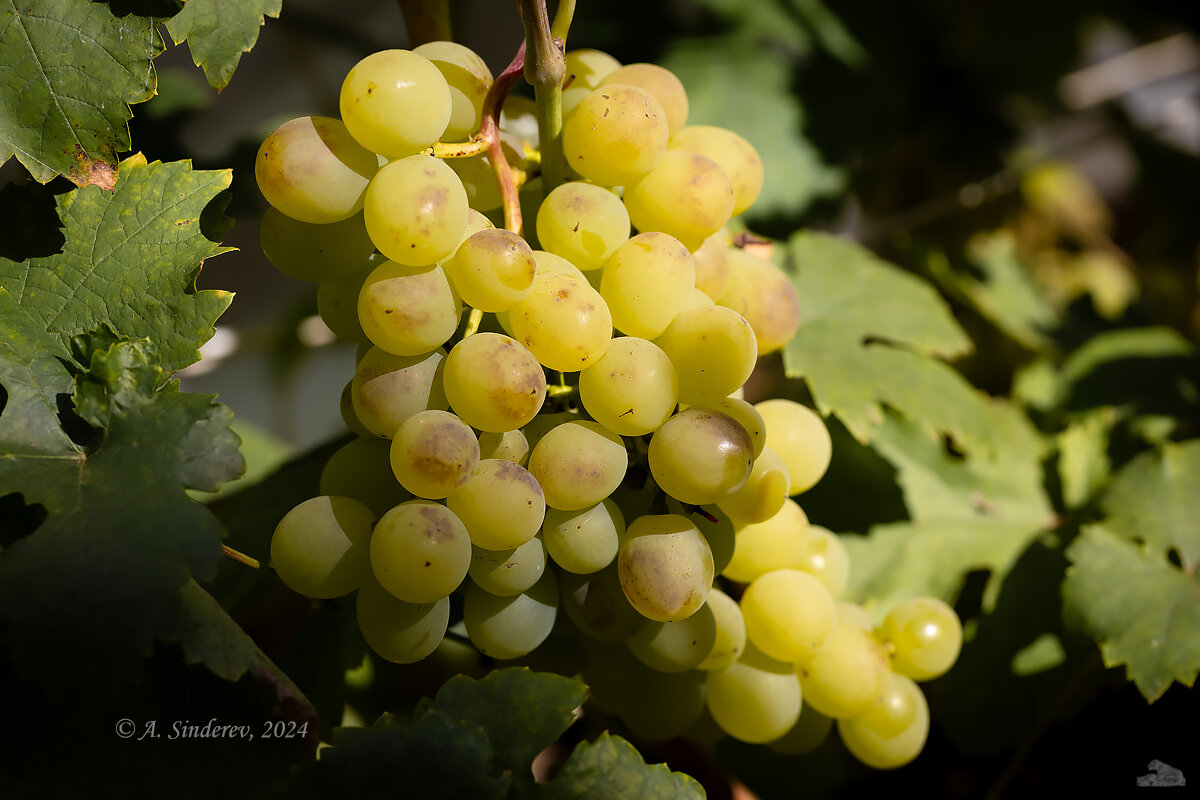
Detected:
left=877, top=597, right=963, bottom=681
left=363, top=154, right=469, bottom=267
left=255, top=116, right=377, bottom=224
left=340, top=49, right=452, bottom=158
left=356, top=577, right=450, bottom=664
left=442, top=333, right=546, bottom=433
left=649, top=409, right=754, bottom=505
left=370, top=499, right=472, bottom=603
left=617, top=514, right=714, bottom=623
left=562, top=84, right=670, bottom=187
left=270, top=495, right=374, bottom=599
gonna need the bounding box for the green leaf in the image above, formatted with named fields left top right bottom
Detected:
left=1101, top=439, right=1200, bottom=572
left=540, top=732, right=706, bottom=800
left=1063, top=526, right=1200, bottom=702
left=1057, top=327, right=1198, bottom=415
left=167, top=0, right=281, bottom=91
left=0, top=155, right=234, bottom=371
left=1056, top=408, right=1115, bottom=510
left=0, top=0, right=161, bottom=187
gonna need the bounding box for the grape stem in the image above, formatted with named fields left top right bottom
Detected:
left=479, top=42, right=529, bottom=233
left=462, top=307, right=484, bottom=337
left=397, top=0, right=451, bottom=45
left=222, top=544, right=261, bottom=570
left=426, top=137, right=490, bottom=159
left=519, top=0, right=567, bottom=194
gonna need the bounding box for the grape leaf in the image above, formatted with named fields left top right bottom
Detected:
left=0, top=155, right=234, bottom=372
left=1056, top=408, right=1115, bottom=510
left=0, top=0, right=161, bottom=187
left=166, top=0, right=281, bottom=91
left=540, top=732, right=706, bottom=800
left=1056, top=327, right=1197, bottom=415
left=1063, top=525, right=1200, bottom=702
left=1100, top=440, right=1200, bottom=568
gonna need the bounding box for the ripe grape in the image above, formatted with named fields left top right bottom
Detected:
left=442, top=333, right=546, bottom=432
left=654, top=305, right=757, bottom=404
left=536, top=181, right=630, bottom=271
left=370, top=499, right=472, bottom=603
left=623, top=151, right=734, bottom=251
left=598, top=63, right=689, bottom=135
left=271, top=495, right=373, bottom=598
left=478, top=429, right=529, bottom=464
left=319, top=437, right=412, bottom=517
left=705, top=644, right=803, bottom=744
left=363, top=154, right=468, bottom=266
left=255, top=116, right=377, bottom=224
left=356, top=576, right=450, bottom=663
left=797, top=619, right=890, bottom=719
left=578, top=336, right=679, bottom=436
left=627, top=602, right=717, bottom=672
left=649, top=408, right=754, bottom=505
left=797, top=524, right=851, bottom=597
left=716, top=446, right=791, bottom=524
left=463, top=569, right=559, bottom=660
left=542, top=498, right=624, bottom=574
left=443, top=228, right=536, bottom=312
left=468, top=535, right=547, bottom=596
left=696, top=588, right=746, bottom=671
left=358, top=261, right=462, bottom=356
left=340, top=49, right=452, bottom=157
left=876, top=597, right=963, bottom=681
left=389, top=409, right=479, bottom=499
left=562, top=84, right=669, bottom=186
left=741, top=568, right=836, bottom=664
left=755, top=398, right=833, bottom=494
left=837, top=672, right=930, bottom=769
left=669, top=125, right=764, bottom=216
left=719, top=249, right=800, bottom=356
left=508, top=271, right=612, bottom=372
left=722, top=498, right=810, bottom=583
left=527, top=419, right=627, bottom=511
left=446, top=459, right=545, bottom=550
left=412, top=41, right=492, bottom=142
left=691, top=232, right=732, bottom=300
left=617, top=513, right=714, bottom=622
left=258, top=207, right=376, bottom=283
left=564, top=48, right=622, bottom=90
left=351, top=347, right=448, bottom=438
left=601, top=232, right=694, bottom=339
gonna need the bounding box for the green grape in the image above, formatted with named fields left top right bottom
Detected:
left=442, top=229, right=536, bottom=312
left=339, top=380, right=373, bottom=438
left=500, top=94, right=540, bottom=147
left=797, top=620, right=890, bottom=719
left=623, top=151, right=734, bottom=251
left=389, top=409, right=479, bottom=499
left=601, top=232, right=694, bottom=339
left=319, top=437, right=412, bottom=517
left=696, top=588, right=746, bottom=671
left=687, top=503, right=737, bottom=575
left=578, top=337, right=678, bottom=436
left=528, top=419, right=627, bottom=511
left=448, top=153, right=503, bottom=213
left=351, top=346, right=448, bottom=438
left=648, top=408, right=753, bottom=505
left=339, top=49, right=451, bottom=158
left=669, top=125, right=764, bottom=216
left=446, top=459, right=545, bottom=550
left=741, top=568, right=836, bottom=664
left=838, top=601, right=876, bottom=632
left=356, top=576, right=450, bottom=663
left=259, top=207, right=377, bottom=283
left=442, top=333, right=546, bottom=433
left=562, top=84, right=669, bottom=187
left=876, top=597, right=963, bottom=681
left=468, top=535, right=546, bottom=596
left=598, top=63, right=689, bottom=135
left=271, top=495, right=373, bottom=598
left=519, top=410, right=579, bottom=452
left=412, top=41, right=492, bottom=142
left=654, top=305, right=757, bottom=405
left=463, top=569, right=559, bottom=659
left=564, top=48, right=621, bottom=90
left=755, top=399, right=832, bottom=494
left=722, top=498, right=809, bottom=583
left=370, top=499, right=472, bottom=603
left=705, top=644, right=803, bottom=744
left=543, top=498, right=624, bottom=574
left=363, top=154, right=468, bottom=266
left=768, top=707, right=834, bottom=755
left=560, top=563, right=644, bottom=643
left=797, top=524, right=850, bottom=598
left=718, top=249, right=800, bottom=356
left=837, top=672, right=929, bottom=769
left=616, top=668, right=707, bottom=742
left=478, top=428, right=529, bottom=464
left=533, top=249, right=585, bottom=278
left=255, top=116, right=378, bottom=224
left=691, top=232, right=731, bottom=300
left=317, top=256, right=380, bottom=343
left=692, top=396, right=765, bottom=459
left=439, top=207, right=497, bottom=262
left=358, top=260, right=462, bottom=356
left=628, top=601, right=717, bottom=672
left=716, top=446, right=791, bottom=524
left=681, top=286, right=715, bottom=311
left=536, top=181, right=631, bottom=271
left=509, top=270, right=612, bottom=372
left=617, top=514, right=714, bottom=622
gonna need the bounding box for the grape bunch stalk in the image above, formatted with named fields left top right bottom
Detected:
left=253, top=9, right=964, bottom=770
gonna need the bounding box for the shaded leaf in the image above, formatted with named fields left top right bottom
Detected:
left=1058, top=327, right=1198, bottom=416
left=540, top=732, right=706, bottom=800
left=1056, top=408, right=1114, bottom=510
left=167, top=0, right=282, bottom=90
left=1101, top=439, right=1200, bottom=573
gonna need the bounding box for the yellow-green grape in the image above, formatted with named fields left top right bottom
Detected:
left=370, top=499, right=472, bottom=602
left=623, top=151, right=734, bottom=251
left=519, top=410, right=578, bottom=452
left=560, top=564, right=644, bottom=643
left=389, top=409, right=479, bottom=499
left=768, top=708, right=834, bottom=755
left=412, top=41, right=492, bottom=142
left=692, top=396, right=766, bottom=459
left=649, top=409, right=753, bottom=505
left=876, top=597, right=963, bottom=681
left=318, top=257, right=379, bottom=342
left=696, top=588, right=746, bottom=671
left=468, top=535, right=546, bottom=596
left=669, top=125, right=764, bottom=216
left=722, top=498, right=809, bottom=583
left=536, top=181, right=631, bottom=271
left=617, top=513, right=714, bottom=622
left=356, top=576, right=450, bottom=663
left=797, top=620, right=891, bottom=719
left=528, top=419, right=627, bottom=511
left=448, top=153, right=503, bottom=213
left=615, top=667, right=707, bottom=742
left=339, top=49, right=451, bottom=158
left=837, top=672, right=930, bottom=769
left=532, top=249, right=586, bottom=279
left=601, top=232, right=694, bottom=339
left=509, top=271, right=612, bottom=372
left=628, top=602, right=717, bottom=672
left=478, top=429, right=529, bottom=464
left=716, top=446, right=791, bottom=524
left=741, top=568, right=836, bottom=664
left=562, top=84, right=669, bottom=187
left=838, top=601, right=876, bottom=632
left=797, top=524, right=850, bottom=597
left=705, top=644, right=803, bottom=744
left=719, top=249, right=800, bottom=356
left=681, top=286, right=715, bottom=311
left=363, top=154, right=468, bottom=266
left=564, top=48, right=621, bottom=90
left=351, top=346, right=448, bottom=438
left=499, top=94, right=539, bottom=147
left=463, top=569, right=558, bottom=659
left=339, top=381, right=373, bottom=438
left=259, top=207, right=377, bottom=282
left=447, top=459, right=545, bottom=550
left=654, top=305, right=757, bottom=405
left=543, top=499, right=624, bottom=574
left=358, top=261, right=462, bottom=356
left=271, top=496, right=373, bottom=598
left=443, top=229, right=536, bottom=312
left=319, top=437, right=412, bottom=517
left=442, top=333, right=546, bottom=432
left=690, top=503, right=737, bottom=575
left=755, top=398, right=833, bottom=494
left=598, top=63, right=689, bottom=135
left=691, top=232, right=732, bottom=300
left=255, top=116, right=378, bottom=224
left=578, top=337, right=678, bottom=436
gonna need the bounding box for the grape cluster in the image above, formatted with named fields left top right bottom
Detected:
left=255, top=43, right=962, bottom=769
